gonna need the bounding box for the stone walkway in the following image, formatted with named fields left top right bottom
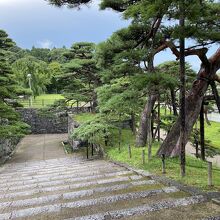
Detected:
left=0, top=134, right=219, bottom=219
left=8, top=134, right=68, bottom=163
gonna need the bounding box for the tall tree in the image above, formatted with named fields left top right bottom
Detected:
left=12, top=56, right=51, bottom=97
left=47, top=61, right=64, bottom=93
left=0, top=30, right=28, bottom=138
left=59, top=42, right=100, bottom=111
left=48, top=0, right=91, bottom=7
left=48, top=47, right=68, bottom=63
left=48, top=0, right=220, bottom=155
left=158, top=61, right=196, bottom=116
left=30, top=47, right=50, bottom=63
left=179, top=0, right=186, bottom=176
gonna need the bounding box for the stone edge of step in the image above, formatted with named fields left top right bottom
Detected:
left=0, top=180, right=156, bottom=209
left=0, top=186, right=180, bottom=219
left=67, top=194, right=207, bottom=220
left=202, top=217, right=220, bottom=220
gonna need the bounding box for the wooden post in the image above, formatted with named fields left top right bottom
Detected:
left=195, top=139, right=199, bottom=158
left=128, top=144, right=131, bottom=158
left=77, top=100, right=79, bottom=112
left=142, top=149, right=145, bottom=165
left=91, top=144, right=94, bottom=156
left=118, top=142, right=121, bottom=153
left=118, top=127, right=122, bottom=153
left=165, top=104, right=167, bottom=115
left=151, top=110, right=154, bottom=139
left=147, top=115, right=152, bottom=161
left=86, top=144, right=89, bottom=159
left=200, top=102, right=205, bottom=161
left=208, top=161, right=213, bottom=187
left=162, top=154, right=166, bottom=174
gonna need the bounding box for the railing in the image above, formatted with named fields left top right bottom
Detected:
left=18, top=98, right=91, bottom=109
left=18, top=99, right=61, bottom=108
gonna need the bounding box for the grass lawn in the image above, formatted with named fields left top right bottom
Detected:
left=20, top=94, right=65, bottom=108
left=74, top=112, right=220, bottom=192
left=20, top=94, right=91, bottom=108
left=160, top=107, right=220, bottom=150
left=106, top=129, right=220, bottom=192
left=205, top=121, right=220, bottom=150
left=74, top=113, right=96, bottom=123
left=36, top=94, right=65, bottom=100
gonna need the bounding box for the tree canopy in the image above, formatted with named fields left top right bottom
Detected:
left=49, top=0, right=220, bottom=156
left=0, top=30, right=29, bottom=138
left=58, top=42, right=100, bottom=110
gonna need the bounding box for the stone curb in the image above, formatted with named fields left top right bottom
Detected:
left=108, top=159, right=220, bottom=201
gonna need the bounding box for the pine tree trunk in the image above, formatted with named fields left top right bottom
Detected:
left=135, top=55, right=157, bottom=147
left=91, top=92, right=98, bottom=113
left=170, top=89, right=178, bottom=116
left=130, top=113, right=136, bottom=134
left=135, top=94, right=157, bottom=147
left=157, top=51, right=220, bottom=157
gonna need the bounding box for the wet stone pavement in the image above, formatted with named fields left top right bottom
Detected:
left=0, top=134, right=219, bottom=220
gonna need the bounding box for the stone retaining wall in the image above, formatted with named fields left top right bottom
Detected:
left=17, top=107, right=91, bottom=134
left=17, top=108, right=68, bottom=134
left=0, top=137, right=20, bottom=164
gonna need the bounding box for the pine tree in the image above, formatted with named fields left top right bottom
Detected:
left=59, top=42, right=100, bottom=111
left=0, top=30, right=28, bottom=138
left=47, top=0, right=220, bottom=156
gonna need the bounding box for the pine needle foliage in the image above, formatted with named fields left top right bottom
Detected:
left=0, top=30, right=29, bottom=138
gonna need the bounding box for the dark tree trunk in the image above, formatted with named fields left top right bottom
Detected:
left=157, top=48, right=220, bottom=157
left=135, top=55, right=157, bottom=147
left=135, top=94, right=157, bottom=147
left=91, top=92, right=98, bottom=113
left=210, top=81, right=220, bottom=113
left=204, top=105, right=211, bottom=126
left=170, top=89, right=178, bottom=116
left=157, top=98, right=161, bottom=142
left=130, top=113, right=136, bottom=135
left=179, top=2, right=186, bottom=177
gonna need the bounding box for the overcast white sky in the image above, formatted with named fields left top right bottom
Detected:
left=0, top=0, right=219, bottom=71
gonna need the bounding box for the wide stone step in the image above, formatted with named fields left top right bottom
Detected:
left=1, top=157, right=83, bottom=169
left=0, top=166, right=125, bottom=184
left=0, top=158, right=108, bottom=169
left=0, top=173, right=142, bottom=195
left=0, top=180, right=156, bottom=210
left=1, top=164, right=116, bottom=178
left=66, top=195, right=207, bottom=220
left=202, top=216, right=220, bottom=220
left=0, top=169, right=133, bottom=188
left=0, top=186, right=179, bottom=219
left=0, top=175, right=144, bottom=200
left=120, top=201, right=220, bottom=220
left=0, top=161, right=119, bottom=178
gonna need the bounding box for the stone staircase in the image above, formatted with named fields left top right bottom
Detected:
left=0, top=157, right=219, bottom=220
